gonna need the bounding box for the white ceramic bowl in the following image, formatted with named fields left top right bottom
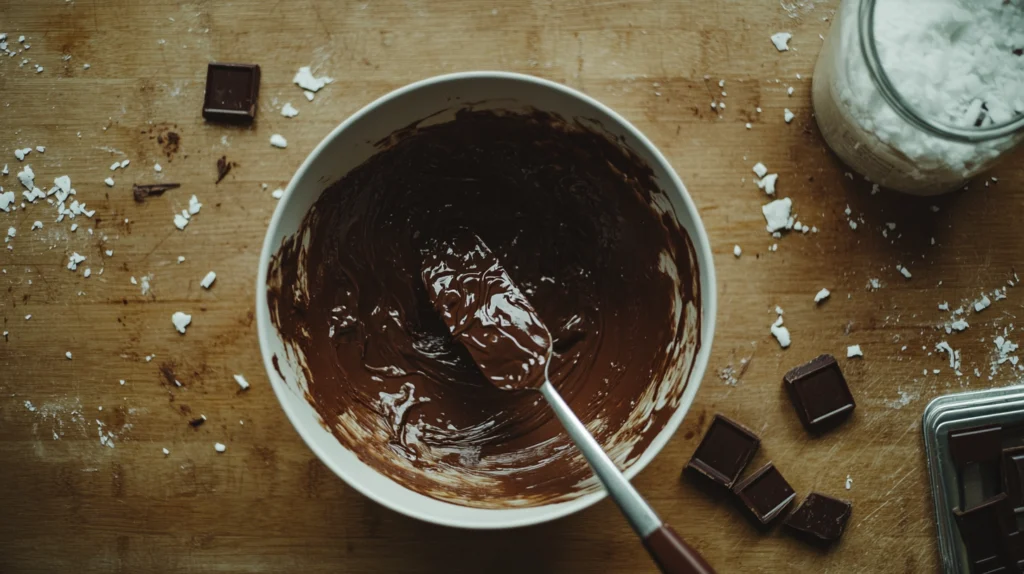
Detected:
left=256, top=71, right=717, bottom=529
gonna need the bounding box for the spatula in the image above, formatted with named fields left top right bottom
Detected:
left=422, top=231, right=714, bottom=574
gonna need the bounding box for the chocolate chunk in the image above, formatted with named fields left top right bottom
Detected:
left=685, top=414, right=760, bottom=489
left=732, top=462, right=796, bottom=526
left=783, top=493, right=852, bottom=544
left=953, top=493, right=1017, bottom=570
left=1002, top=446, right=1024, bottom=513
left=783, top=354, right=855, bottom=432
left=202, top=62, right=260, bottom=123
left=132, top=183, right=180, bottom=203
left=949, top=425, right=1003, bottom=469
left=188, top=416, right=206, bottom=428
left=950, top=425, right=1004, bottom=508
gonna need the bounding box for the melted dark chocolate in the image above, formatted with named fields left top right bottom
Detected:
left=266, top=108, right=702, bottom=507
left=422, top=231, right=552, bottom=391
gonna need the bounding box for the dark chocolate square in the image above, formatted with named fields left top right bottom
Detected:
left=1002, top=446, right=1024, bottom=513
left=953, top=493, right=1017, bottom=570
left=783, top=493, right=852, bottom=544
left=732, top=462, right=796, bottom=525
left=202, top=62, right=260, bottom=123
left=949, top=425, right=1003, bottom=469
left=684, top=414, right=760, bottom=489
left=783, top=354, right=855, bottom=433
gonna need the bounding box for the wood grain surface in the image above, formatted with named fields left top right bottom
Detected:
left=2, top=1, right=1022, bottom=572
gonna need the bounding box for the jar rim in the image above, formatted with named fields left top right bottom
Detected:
left=858, top=0, right=1024, bottom=143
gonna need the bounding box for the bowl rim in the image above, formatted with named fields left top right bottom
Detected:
left=256, top=70, right=718, bottom=530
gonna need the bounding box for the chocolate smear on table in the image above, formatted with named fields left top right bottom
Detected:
left=132, top=183, right=180, bottom=203
left=215, top=156, right=235, bottom=184
left=265, top=108, right=703, bottom=508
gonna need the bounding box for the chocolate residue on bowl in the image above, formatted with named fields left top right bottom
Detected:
left=266, top=109, right=702, bottom=508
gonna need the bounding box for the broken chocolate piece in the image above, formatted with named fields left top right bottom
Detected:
left=1002, top=446, right=1024, bottom=513
left=202, top=62, right=260, bottom=123
left=783, top=493, right=852, bottom=544
left=953, top=493, right=1017, bottom=571
left=732, top=462, right=796, bottom=526
left=132, top=183, right=181, bottom=203
left=685, top=414, right=760, bottom=489
left=783, top=354, right=856, bottom=432
left=188, top=416, right=206, bottom=428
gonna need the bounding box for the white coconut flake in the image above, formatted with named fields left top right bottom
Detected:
left=951, top=319, right=969, bottom=332
left=974, top=295, right=992, bottom=313
left=784, top=108, right=795, bottom=123
left=269, top=134, right=288, bottom=149
left=162, top=448, right=170, bottom=456
left=814, top=288, right=831, bottom=303
left=757, top=173, right=779, bottom=195
left=845, top=475, right=853, bottom=490
left=214, top=442, right=227, bottom=453
left=104, top=177, right=115, bottom=187
left=67, top=252, right=86, bottom=271
left=752, top=162, right=768, bottom=178
left=293, top=66, right=333, bottom=92
left=17, top=165, right=35, bottom=190
left=174, top=213, right=190, bottom=230
left=66, top=351, right=73, bottom=360
left=154, top=163, right=162, bottom=172
left=897, top=265, right=912, bottom=279
left=271, top=188, right=284, bottom=199
left=233, top=374, right=250, bottom=390
left=771, top=32, right=792, bottom=52
left=200, top=271, right=216, bottom=289
left=847, top=344, right=864, bottom=358
left=281, top=102, right=299, bottom=118
left=762, top=198, right=794, bottom=232
left=733, top=245, right=742, bottom=258
left=171, top=311, right=192, bottom=334
left=188, top=195, right=202, bottom=215
left=936, top=341, right=961, bottom=370
left=771, top=315, right=791, bottom=348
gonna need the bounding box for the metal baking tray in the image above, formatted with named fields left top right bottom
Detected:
left=923, top=385, right=1024, bottom=573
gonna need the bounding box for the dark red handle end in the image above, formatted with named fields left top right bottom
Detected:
left=642, top=524, right=715, bottom=574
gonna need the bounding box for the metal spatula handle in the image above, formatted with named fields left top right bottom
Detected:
left=539, top=381, right=715, bottom=574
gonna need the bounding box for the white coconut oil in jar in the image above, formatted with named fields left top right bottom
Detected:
left=812, top=0, right=1024, bottom=196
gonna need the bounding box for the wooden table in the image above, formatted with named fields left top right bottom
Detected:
left=2, top=1, right=1022, bottom=572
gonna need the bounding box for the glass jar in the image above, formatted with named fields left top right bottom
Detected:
left=812, top=0, right=1024, bottom=196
